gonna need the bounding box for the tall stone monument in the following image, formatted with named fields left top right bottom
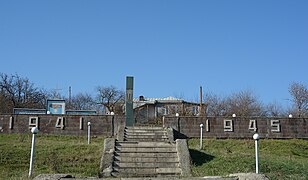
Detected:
left=125, top=76, right=134, bottom=126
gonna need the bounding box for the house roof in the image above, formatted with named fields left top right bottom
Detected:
left=134, top=96, right=182, bottom=102
left=133, top=96, right=199, bottom=109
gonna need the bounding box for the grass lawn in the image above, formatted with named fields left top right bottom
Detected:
left=1, top=134, right=307, bottom=180
left=189, top=138, right=308, bottom=180
left=0, top=134, right=104, bottom=179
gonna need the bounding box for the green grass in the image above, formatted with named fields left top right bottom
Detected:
left=1, top=134, right=308, bottom=180
left=0, top=134, right=104, bottom=179
left=189, top=138, right=308, bottom=180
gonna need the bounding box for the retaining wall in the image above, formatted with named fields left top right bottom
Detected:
left=0, top=114, right=125, bottom=136
left=1, top=115, right=307, bottom=139
left=163, top=116, right=308, bottom=139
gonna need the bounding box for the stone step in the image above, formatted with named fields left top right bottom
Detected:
left=124, top=132, right=166, bottom=136
left=124, top=126, right=170, bottom=142
left=114, top=156, right=179, bottom=163
left=112, top=167, right=182, bottom=177
left=124, top=135, right=169, bottom=139
left=124, top=138, right=169, bottom=142
left=111, top=172, right=180, bottom=178
left=114, top=162, right=179, bottom=168
left=115, top=147, right=177, bottom=152
left=116, top=141, right=174, bottom=147
left=125, top=126, right=164, bottom=130
left=124, top=131, right=167, bottom=136
left=125, top=129, right=166, bottom=132
left=114, top=152, right=178, bottom=158
left=109, top=126, right=182, bottom=178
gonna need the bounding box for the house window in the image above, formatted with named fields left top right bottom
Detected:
left=157, top=107, right=168, bottom=116
left=192, top=106, right=199, bottom=115
left=162, top=107, right=168, bottom=115
left=168, top=105, right=178, bottom=114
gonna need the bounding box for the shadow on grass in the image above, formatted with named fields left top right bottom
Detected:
left=189, top=149, right=215, bottom=166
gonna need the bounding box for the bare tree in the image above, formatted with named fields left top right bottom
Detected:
left=67, top=93, right=96, bottom=110
left=49, top=89, right=65, bottom=100
left=97, top=86, right=125, bottom=114
left=204, top=92, right=228, bottom=116
left=265, top=101, right=285, bottom=117
left=0, top=73, right=48, bottom=113
left=225, top=90, right=264, bottom=117
left=289, top=82, right=308, bottom=117
left=203, top=91, right=264, bottom=117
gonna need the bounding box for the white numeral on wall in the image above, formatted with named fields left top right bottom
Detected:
left=55, top=117, right=65, bottom=129
left=249, top=120, right=257, bottom=132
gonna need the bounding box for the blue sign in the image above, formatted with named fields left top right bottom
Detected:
left=47, top=99, right=66, bottom=114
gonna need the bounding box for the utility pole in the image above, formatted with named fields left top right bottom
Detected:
left=52, top=85, right=63, bottom=99
left=69, top=86, right=72, bottom=104
left=200, top=86, right=203, bottom=116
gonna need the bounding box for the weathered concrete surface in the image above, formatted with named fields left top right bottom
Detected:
left=33, top=174, right=73, bottom=180
left=176, top=139, right=192, bottom=177
left=123, top=126, right=169, bottom=142
left=34, top=174, right=269, bottom=180
left=229, top=173, right=269, bottom=180
left=117, top=124, right=125, bottom=141
left=34, top=172, right=269, bottom=180
left=112, top=126, right=183, bottom=177
left=80, top=178, right=237, bottom=180
left=166, top=127, right=175, bottom=142
left=99, top=138, right=115, bottom=178
left=37, top=176, right=237, bottom=180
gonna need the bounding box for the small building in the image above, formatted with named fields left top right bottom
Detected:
left=13, top=108, right=46, bottom=115
left=134, top=96, right=201, bottom=123
left=13, top=99, right=97, bottom=115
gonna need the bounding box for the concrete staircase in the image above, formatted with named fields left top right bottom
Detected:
left=124, top=126, right=169, bottom=142
left=100, top=126, right=191, bottom=178
left=112, top=141, right=181, bottom=177
left=112, top=126, right=181, bottom=177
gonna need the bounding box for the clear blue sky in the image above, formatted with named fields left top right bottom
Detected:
left=0, top=0, right=307, bottom=107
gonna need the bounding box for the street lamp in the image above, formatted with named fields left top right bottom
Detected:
left=253, top=133, right=260, bottom=174
left=111, top=112, right=115, bottom=136
left=87, top=122, right=91, bottom=144
left=200, top=124, right=204, bottom=149
left=29, top=127, right=38, bottom=177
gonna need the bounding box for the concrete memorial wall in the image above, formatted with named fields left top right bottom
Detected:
left=0, top=114, right=307, bottom=139
left=163, top=116, right=308, bottom=139
left=0, top=115, right=125, bottom=136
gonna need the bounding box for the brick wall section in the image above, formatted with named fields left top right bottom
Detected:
left=0, top=115, right=125, bottom=136
left=164, top=116, right=308, bottom=139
